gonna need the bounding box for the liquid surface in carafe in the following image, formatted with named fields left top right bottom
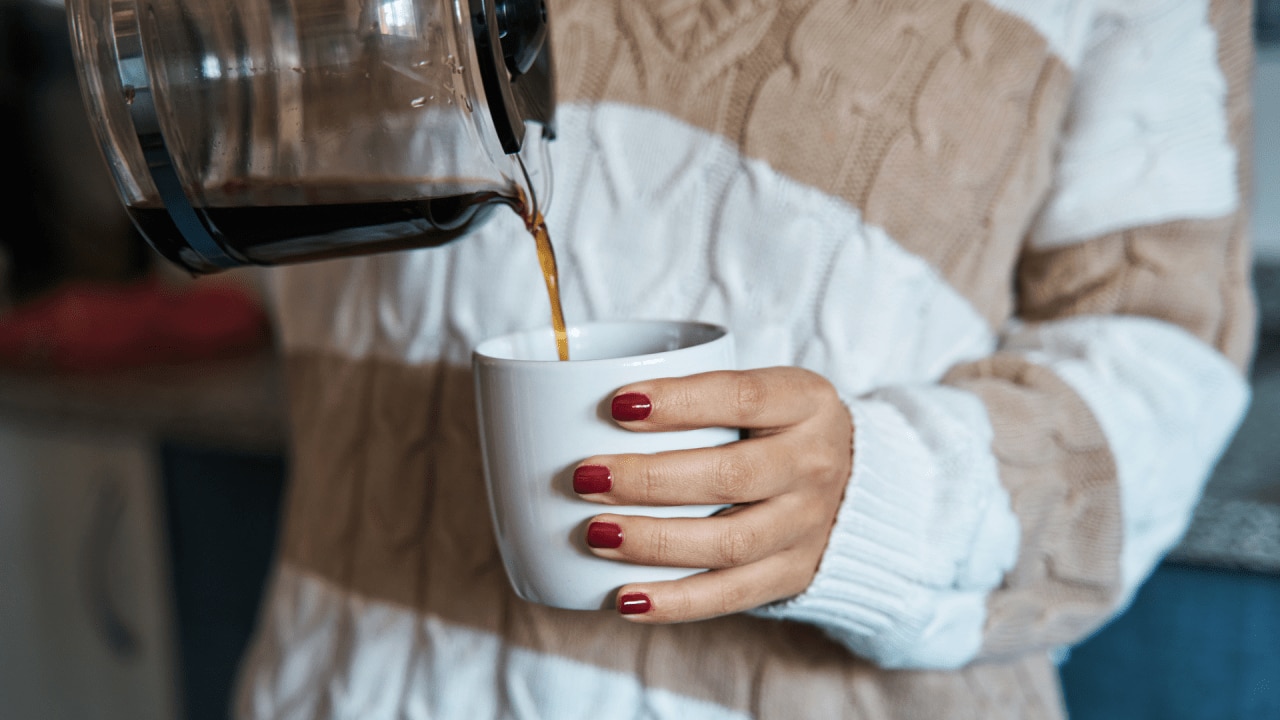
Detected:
left=127, top=178, right=501, bottom=271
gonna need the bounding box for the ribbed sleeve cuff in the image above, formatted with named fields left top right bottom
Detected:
left=751, top=393, right=1019, bottom=669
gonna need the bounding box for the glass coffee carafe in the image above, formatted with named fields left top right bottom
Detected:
left=66, top=0, right=554, bottom=274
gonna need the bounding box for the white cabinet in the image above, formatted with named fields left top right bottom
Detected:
left=0, top=420, right=178, bottom=720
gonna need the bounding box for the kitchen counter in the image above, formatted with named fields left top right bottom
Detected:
left=0, top=348, right=287, bottom=453
left=1, top=267, right=1278, bottom=574
left=1167, top=263, right=1280, bottom=574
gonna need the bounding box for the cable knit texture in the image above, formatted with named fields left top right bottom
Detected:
left=1030, top=0, right=1239, bottom=247
left=236, top=1, right=1256, bottom=718
left=752, top=393, right=1019, bottom=670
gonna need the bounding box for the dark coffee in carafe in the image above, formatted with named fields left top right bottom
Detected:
left=129, top=179, right=504, bottom=270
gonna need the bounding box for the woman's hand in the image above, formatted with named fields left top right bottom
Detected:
left=573, top=367, right=854, bottom=622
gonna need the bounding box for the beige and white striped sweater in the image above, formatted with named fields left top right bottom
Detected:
left=236, top=0, right=1257, bottom=717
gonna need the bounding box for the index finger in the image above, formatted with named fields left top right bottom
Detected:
left=611, top=367, right=831, bottom=431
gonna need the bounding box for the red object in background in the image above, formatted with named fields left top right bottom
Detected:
left=0, top=276, right=270, bottom=373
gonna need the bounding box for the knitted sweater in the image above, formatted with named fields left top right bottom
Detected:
left=236, top=0, right=1257, bottom=717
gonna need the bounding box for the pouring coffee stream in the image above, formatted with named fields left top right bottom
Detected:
left=513, top=177, right=569, bottom=362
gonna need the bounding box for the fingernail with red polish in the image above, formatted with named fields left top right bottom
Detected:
left=619, top=592, right=651, bottom=615
left=612, top=393, right=652, bottom=421
left=586, top=521, right=623, bottom=549
left=573, top=465, right=612, bottom=494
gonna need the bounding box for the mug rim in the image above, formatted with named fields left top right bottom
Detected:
left=472, top=319, right=731, bottom=368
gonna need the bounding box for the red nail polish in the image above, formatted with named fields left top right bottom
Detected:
left=612, top=393, right=652, bottom=421
left=573, top=465, right=612, bottom=494
left=587, top=521, right=623, bottom=549
left=619, top=592, right=651, bottom=615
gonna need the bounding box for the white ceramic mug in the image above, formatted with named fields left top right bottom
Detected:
left=473, top=320, right=737, bottom=610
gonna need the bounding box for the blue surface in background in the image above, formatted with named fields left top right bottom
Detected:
left=1060, top=564, right=1280, bottom=719
left=161, top=443, right=285, bottom=720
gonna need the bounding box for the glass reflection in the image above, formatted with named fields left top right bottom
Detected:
left=376, top=0, right=418, bottom=37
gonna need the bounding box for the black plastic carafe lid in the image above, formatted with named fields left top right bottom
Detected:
left=472, top=0, right=556, bottom=154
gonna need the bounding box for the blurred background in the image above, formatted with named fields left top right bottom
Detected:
left=0, top=1, right=1277, bottom=719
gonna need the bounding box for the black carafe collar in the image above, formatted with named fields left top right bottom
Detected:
left=472, top=0, right=556, bottom=154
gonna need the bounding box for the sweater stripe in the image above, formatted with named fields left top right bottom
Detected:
left=985, top=0, right=1096, bottom=67
left=237, top=566, right=753, bottom=720
left=1027, top=0, right=1239, bottom=249
left=1018, top=217, right=1256, bottom=370
left=1008, top=317, right=1249, bottom=600
left=239, top=561, right=1067, bottom=718
left=556, top=0, right=1074, bottom=329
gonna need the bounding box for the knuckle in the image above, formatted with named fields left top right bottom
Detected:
left=733, top=374, right=769, bottom=422
left=661, top=585, right=697, bottom=621
left=779, top=569, right=811, bottom=601
left=663, top=383, right=699, bottom=417
left=717, top=525, right=759, bottom=567
left=800, top=499, right=835, bottom=539
left=790, top=548, right=823, bottom=590
left=800, top=368, right=832, bottom=398
left=804, top=440, right=842, bottom=481
left=711, top=454, right=754, bottom=501
left=717, top=580, right=750, bottom=616
left=794, top=432, right=846, bottom=485
left=649, top=524, right=675, bottom=563
left=635, top=459, right=666, bottom=504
